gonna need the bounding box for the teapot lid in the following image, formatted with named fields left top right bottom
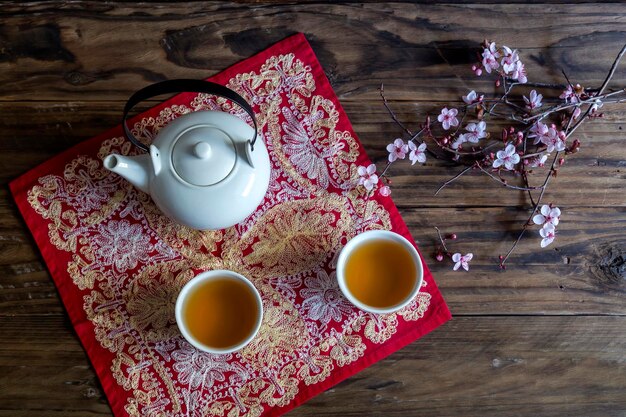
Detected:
left=172, top=126, right=236, bottom=186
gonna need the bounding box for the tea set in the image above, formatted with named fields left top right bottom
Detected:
left=104, top=80, right=423, bottom=354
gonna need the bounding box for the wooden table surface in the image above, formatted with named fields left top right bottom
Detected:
left=1, top=2, right=625, bottom=416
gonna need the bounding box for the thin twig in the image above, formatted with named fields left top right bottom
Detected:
left=598, top=44, right=626, bottom=95
left=434, top=165, right=473, bottom=195
left=380, top=84, right=412, bottom=136
left=434, top=227, right=450, bottom=253
left=499, top=152, right=559, bottom=267
left=476, top=163, right=543, bottom=191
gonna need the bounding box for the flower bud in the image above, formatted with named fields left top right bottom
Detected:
left=447, top=233, right=457, bottom=240
left=471, top=65, right=477, bottom=71
left=509, top=126, right=515, bottom=135
left=436, top=252, right=444, bottom=262
left=475, top=68, right=483, bottom=76
left=559, top=158, right=565, bottom=166
left=495, top=79, right=501, bottom=87
left=572, top=107, right=581, bottom=119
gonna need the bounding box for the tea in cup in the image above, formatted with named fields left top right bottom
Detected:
left=337, top=230, right=423, bottom=314
left=175, top=270, right=263, bottom=354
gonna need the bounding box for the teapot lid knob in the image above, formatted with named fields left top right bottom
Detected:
left=172, top=126, right=236, bottom=186
left=193, top=142, right=211, bottom=159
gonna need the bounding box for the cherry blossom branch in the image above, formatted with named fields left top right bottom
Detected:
left=499, top=152, right=558, bottom=268
left=370, top=41, right=626, bottom=269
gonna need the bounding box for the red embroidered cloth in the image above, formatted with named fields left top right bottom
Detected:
left=10, top=34, right=450, bottom=417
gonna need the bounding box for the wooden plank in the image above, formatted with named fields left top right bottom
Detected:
left=0, top=3, right=625, bottom=101
left=0, top=315, right=623, bottom=417
left=1, top=205, right=623, bottom=316
left=1, top=101, right=624, bottom=207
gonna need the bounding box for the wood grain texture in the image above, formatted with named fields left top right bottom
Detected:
left=1, top=315, right=624, bottom=417
left=0, top=3, right=625, bottom=101
left=1, top=1, right=625, bottom=416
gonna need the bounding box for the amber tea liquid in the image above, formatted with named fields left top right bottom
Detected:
left=344, top=238, right=417, bottom=308
left=183, top=277, right=259, bottom=349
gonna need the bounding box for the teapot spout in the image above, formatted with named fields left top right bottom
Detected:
left=103, top=153, right=151, bottom=194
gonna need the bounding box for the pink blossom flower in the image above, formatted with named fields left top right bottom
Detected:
left=452, top=252, right=473, bottom=271
left=523, top=90, right=543, bottom=110
left=451, top=137, right=466, bottom=149
left=501, top=46, right=520, bottom=74
left=386, top=138, right=409, bottom=162
left=357, top=164, right=379, bottom=191
left=511, top=60, right=527, bottom=83
left=541, top=128, right=566, bottom=152
left=528, top=153, right=549, bottom=168
left=539, top=224, right=556, bottom=248
left=462, top=90, right=483, bottom=104
left=591, top=99, right=603, bottom=113
left=437, top=107, right=459, bottom=130
left=529, top=121, right=549, bottom=145
left=533, top=204, right=561, bottom=227
left=408, top=141, right=427, bottom=165
left=379, top=185, right=391, bottom=197
left=493, top=144, right=521, bottom=170
left=482, top=42, right=500, bottom=74
left=559, top=85, right=579, bottom=103
left=459, top=121, right=487, bottom=143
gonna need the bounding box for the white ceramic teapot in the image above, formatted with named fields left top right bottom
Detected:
left=103, top=80, right=270, bottom=230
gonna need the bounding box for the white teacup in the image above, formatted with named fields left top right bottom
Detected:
left=337, top=230, right=423, bottom=314
left=175, top=270, right=263, bottom=354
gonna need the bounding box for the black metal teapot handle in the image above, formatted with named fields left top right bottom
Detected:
left=122, top=79, right=258, bottom=152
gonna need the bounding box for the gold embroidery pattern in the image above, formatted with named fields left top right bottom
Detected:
left=26, top=52, right=434, bottom=416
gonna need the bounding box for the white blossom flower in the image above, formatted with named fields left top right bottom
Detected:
left=528, top=153, right=549, bottom=168
left=512, top=60, right=528, bottom=83
left=524, top=90, right=543, bottom=110
left=437, top=107, right=459, bottom=130
left=462, top=90, right=483, bottom=104
left=482, top=42, right=500, bottom=73
left=459, top=121, right=487, bottom=144
left=493, top=144, right=520, bottom=170
left=533, top=204, right=561, bottom=227
left=386, top=138, right=409, bottom=162
left=559, top=85, right=579, bottom=103
left=357, top=164, right=379, bottom=191
left=591, top=99, right=603, bottom=113
left=408, top=141, right=427, bottom=165
left=501, top=46, right=520, bottom=74
left=540, top=224, right=556, bottom=248
left=452, top=253, right=473, bottom=271
left=451, top=137, right=466, bottom=149
left=541, top=128, right=566, bottom=152
left=529, top=121, right=550, bottom=145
